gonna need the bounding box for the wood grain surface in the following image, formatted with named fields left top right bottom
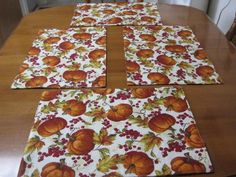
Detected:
left=0, top=4, right=236, bottom=177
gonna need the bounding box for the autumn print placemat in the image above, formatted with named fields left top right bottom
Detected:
left=123, top=25, right=223, bottom=85
left=18, top=87, right=213, bottom=176
left=70, top=2, right=162, bottom=27
left=11, top=27, right=106, bottom=89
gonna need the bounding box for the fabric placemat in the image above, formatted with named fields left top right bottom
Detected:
left=18, top=87, right=213, bottom=176
left=123, top=25, right=223, bottom=85
left=70, top=2, right=162, bottom=27
left=11, top=27, right=107, bottom=89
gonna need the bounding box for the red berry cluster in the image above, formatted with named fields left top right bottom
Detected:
left=108, top=92, right=131, bottom=103
left=177, top=113, right=192, bottom=120
left=160, top=141, right=186, bottom=157
left=38, top=146, right=66, bottom=162
left=79, top=173, right=89, bottom=177
left=61, top=138, right=68, bottom=144
left=69, top=117, right=84, bottom=124
left=148, top=110, right=161, bottom=118
left=102, top=119, right=112, bottom=128
left=133, top=73, right=142, bottom=81
left=82, top=154, right=93, bottom=166
left=41, top=114, right=57, bottom=121
left=119, top=129, right=142, bottom=139
left=119, top=144, right=142, bottom=151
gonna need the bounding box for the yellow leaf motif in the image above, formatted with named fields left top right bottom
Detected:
left=93, top=128, right=116, bottom=146
left=97, top=155, right=120, bottom=173
left=128, top=115, right=148, bottom=128
left=24, top=136, right=45, bottom=154
left=85, top=107, right=106, bottom=122
left=140, top=132, right=162, bottom=152
left=31, top=169, right=40, bottom=177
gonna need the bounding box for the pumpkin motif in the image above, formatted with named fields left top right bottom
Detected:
left=148, top=114, right=176, bottom=133
left=126, top=61, right=140, bottom=73
left=185, top=124, right=205, bottom=148
left=107, top=104, right=133, bottom=122
left=63, top=99, right=86, bottom=116
left=25, top=76, right=47, bottom=88
left=171, top=156, right=206, bottom=174
left=41, top=160, right=75, bottom=177
left=41, top=90, right=61, bottom=101
left=164, top=96, right=188, bottom=112
left=37, top=117, right=67, bottom=137
left=131, top=88, right=155, bottom=99
left=67, top=129, right=95, bottom=155
left=123, top=151, right=154, bottom=176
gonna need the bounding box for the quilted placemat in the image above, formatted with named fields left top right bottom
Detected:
left=18, top=87, right=213, bottom=176
left=123, top=25, right=223, bottom=85
left=11, top=27, right=106, bottom=89
left=70, top=2, right=162, bottom=27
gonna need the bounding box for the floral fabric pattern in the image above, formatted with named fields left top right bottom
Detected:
left=11, top=27, right=107, bottom=89
left=18, top=87, right=213, bottom=177
left=123, top=25, right=223, bottom=85
left=70, top=2, right=162, bottom=27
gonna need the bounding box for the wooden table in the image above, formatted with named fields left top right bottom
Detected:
left=0, top=4, right=236, bottom=177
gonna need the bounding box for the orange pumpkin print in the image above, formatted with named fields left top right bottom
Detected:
left=88, top=49, right=106, bottom=60
left=147, top=72, right=170, bottom=84
left=171, top=156, right=206, bottom=174
left=96, top=36, right=106, bottom=45
left=48, top=84, right=60, bottom=88
left=79, top=4, right=91, bottom=10
left=124, top=39, right=131, bottom=49
left=59, top=41, right=75, bottom=50
left=132, top=4, right=144, bottom=10
left=63, top=99, right=86, bottom=116
left=63, top=70, right=87, bottom=82
left=19, top=63, right=29, bottom=73
left=107, top=104, right=133, bottom=122
left=131, top=88, right=155, bottom=99
left=82, top=17, right=96, bottom=24
left=73, top=33, right=92, bottom=40
left=139, top=34, right=156, bottom=42
left=28, top=47, right=40, bottom=56
left=41, top=160, right=75, bottom=177
left=165, top=45, right=186, bottom=54
left=43, top=37, right=60, bottom=44
left=41, top=90, right=61, bottom=101
left=67, top=129, right=95, bottom=155
left=164, top=96, right=188, bottom=112
left=25, top=76, right=47, bottom=88
left=107, top=17, right=122, bottom=24
left=93, top=88, right=114, bottom=96
left=148, top=25, right=162, bottom=31
left=136, top=49, right=154, bottom=58
left=126, top=61, right=140, bottom=73
left=141, top=16, right=155, bottom=22
left=103, top=9, right=115, bottom=15
left=194, top=49, right=208, bottom=60
left=157, top=55, right=177, bottom=66
left=123, top=11, right=137, bottom=15
left=177, top=30, right=192, bottom=37
left=123, top=151, right=154, bottom=176
left=92, top=75, right=106, bottom=87
left=185, top=124, right=205, bottom=148
left=123, top=27, right=133, bottom=34
left=42, top=56, right=60, bottom=66
left=148, top=113, right=176, bottom=133
left=196, top=65, right=214, bottom=78
left=37, top=117, right=67, bottom=137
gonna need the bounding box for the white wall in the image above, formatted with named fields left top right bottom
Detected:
left=208, top=0, right=236, bottom=34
